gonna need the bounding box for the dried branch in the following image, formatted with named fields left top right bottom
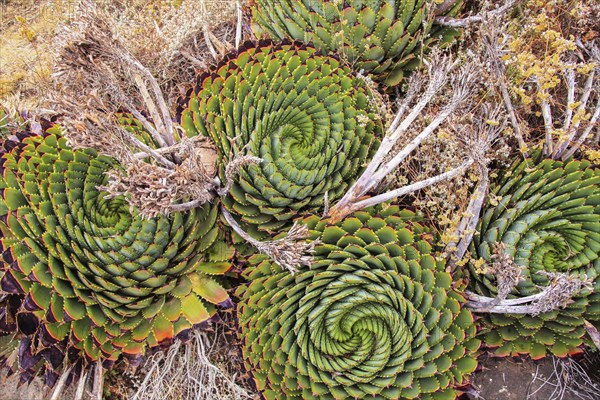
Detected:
left=446, top=169, right=488, bottom=268
left=322, top=191, right=330, bottom=217
left=74, top=368, right=89, bottom=400
left=50, top=365, right=73, bottom=400
left=481, top=18, right=528, bottom=155
left=538, top=85, right=555, bottom=156
left=562, top=94, right=600, bottom=160
left=120, top=128, right=177, bottom=169
left=389, top=75, right=423, bottom=131
left=467, top=272, right=592, bottom=314
left=221, top=207, right=318, bottom=274
left=434, top=0, right=461, bottom=16
left=92, top=361, right=104, bottom=400
left=435, top=0, right=521, bottom=28
left=122, top=54, right=174, bottom=146
left=203, top=26, right=219, bottom=61
left=133, top=73, right=168, bottom=147
left=100, top=137, right=218, bottom=218
left=553, top=68, right=596, bottom=157
left=352, top=159, right=473, bottom=212
left=329, top=55, right=477, bottom=222
left=562, top=67, right=577, bottom=132
left=218, top=155, right=263, bottom=196
left=235, top=1, right=242, bottom=48
left=371, top=66, right=474, bottom=184
left=445, top=105, right=505, bottom=267
left=584, top=320, right=600, bottom=351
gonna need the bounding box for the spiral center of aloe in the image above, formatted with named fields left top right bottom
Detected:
left=179, top=43, right=382, bottom=232
left=298, top=269, right=416, bottom=382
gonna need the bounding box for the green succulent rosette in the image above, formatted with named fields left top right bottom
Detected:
left=237, top=205, right=480, bottom=400
left=251, top=0, right=463, bottom=86
left=469, top=155, right=600, bottom=358
left=0, top=126, right=234, bottom=383
left=177, top=40, right=382, bottom=238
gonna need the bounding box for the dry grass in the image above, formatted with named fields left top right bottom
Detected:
left=528, top=353, right=600, bottom=400
left=63, top=0, right=239, bottom=104
left=0, top=0, right=65, bottom=108
left=131, top=326, right=256, bottom=400
left=0, top=0, right=240, bottom=110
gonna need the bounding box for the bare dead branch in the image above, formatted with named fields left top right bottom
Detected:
left=446, top=169, right=488, bottom=268
left=562, top=67, right=577, bottom=132
left=329, top=56, right=477, bottom=222
left=92, top=361, right=104, bottom=400
left=435, top=0, right=521, bottom=28
left=389, top=75, right=423, bottom=131
left=445, top=105, right=506, bottom=267
left=584, top=320, right=600, bottom=351
left=217, top=155, right=263, bottom=196
left=119, top=53, right=174, bottom=146
left=352, top=159, right=474, bottom=211
left=481, top=18, right=528, bottom=155
left=118, top=126, right=177, bottom=169
left=434, top=0, right=461, bottom=16
left=467, top=272, right=592, bottom=314
left=554, top=69, right=596, bottom=157
left=74, top=368, right=89, bottom=400
left=133, top=73, right=168, bottom=146
left=50, top=365, right=73, bottom=400
left=203, top=26, right=219, bottom=61
left=221, top=206, right=318, bottom=274
left=235, top=1, right=242, bottom=48
left=169, top=199, right=207, bottom=212
left=538, top=86, right=555, bottom=156
left=562, top=95, right=600, bottom=160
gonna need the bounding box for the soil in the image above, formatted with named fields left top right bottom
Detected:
left=2, top=355, right=597, bottom=400
left=0, top=374, right=46, bottom=400
left=469, top=356, right=558, bottom=400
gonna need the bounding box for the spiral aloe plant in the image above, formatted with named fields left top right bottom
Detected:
left=469, top=155, right=600, bottom=358
left=251, top=1, right=463, bottom=86
left=237, top=205, right=480, bottom=399
left=178, top=41, right=382, bottom=237
left=0, top=126, right=233, bottom=384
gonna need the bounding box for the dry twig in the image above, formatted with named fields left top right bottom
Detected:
left=329, top=54, right=479, bottom=222
left=435, top=0, right=521, bottom=28
left=480, top=17, right=528, bottom=156
left=529, top=354, right=600, bottom=400
left=467, top=272, right=592, bottom=314
left=132, top=329, right=254, bottom=400
left=445, top=105, right=507, bottom=266
left=221, top=207, right=319, bottom=274
left=100, top=137, right=218, bottom=218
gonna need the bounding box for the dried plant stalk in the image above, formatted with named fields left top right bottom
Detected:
left=221, top=207, right=319, bottom=274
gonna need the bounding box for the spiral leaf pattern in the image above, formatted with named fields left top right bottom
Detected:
left=469, top=155, right=600, bottom=358
left=0, top=127, right=233, bottom=380
left=177, top=41, right=382, bottom=236
left=237, top=205, right=479, bottom=399
left=251, top=1, right=463, bottom=86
